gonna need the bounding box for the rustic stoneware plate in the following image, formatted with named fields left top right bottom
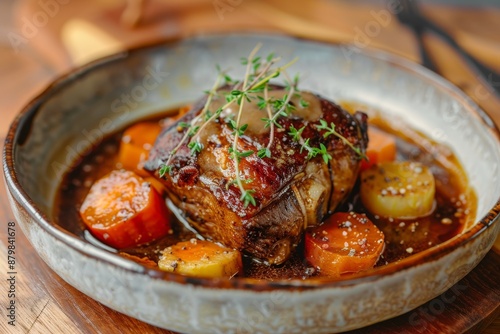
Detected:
left=3, top=34, right=500, bottom=333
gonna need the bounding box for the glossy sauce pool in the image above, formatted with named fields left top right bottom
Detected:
left=55, top=107, right=477, bottom=280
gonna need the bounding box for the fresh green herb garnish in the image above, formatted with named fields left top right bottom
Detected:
left=158, top=44, right=363, bottom=207
left=316, top=120, right=366, bottom=158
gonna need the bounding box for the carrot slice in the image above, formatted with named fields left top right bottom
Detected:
left=79, top=170, right=170, bottom=249
left=305, top=212, right=385, bottom=277
left=118, top=122, right=162, bottom=176
left=361, top=127, right=397, bottom=171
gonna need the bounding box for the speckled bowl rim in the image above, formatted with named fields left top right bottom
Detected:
left=4, top=32, right=500, bottom=291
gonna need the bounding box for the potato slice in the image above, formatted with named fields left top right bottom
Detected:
left=158, top=240, right=242, bottom=278
left=360, top=162, right=435, bottom=219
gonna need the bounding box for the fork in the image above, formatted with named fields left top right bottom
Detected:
left=396, top=0, right=500, bottom=98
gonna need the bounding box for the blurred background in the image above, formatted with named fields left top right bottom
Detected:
left=0, top=0, right=499, bottom=136
left=2, top=0, right=499, bottom=121
left=0, top=1, right=498, bottom=332
left=2, top=0, right=499, bottom=67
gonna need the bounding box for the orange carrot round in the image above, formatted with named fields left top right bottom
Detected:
left=118, top=122, right=162, bottom=176
left=80, top=170, right=170, bottom=249
left=360, top=127, right=397, bottom=171
left=305, top=212, right=385, bottom=277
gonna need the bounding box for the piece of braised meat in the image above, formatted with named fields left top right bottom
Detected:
left=145, top=87, right=368, bottom=264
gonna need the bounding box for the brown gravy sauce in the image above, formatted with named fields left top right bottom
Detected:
left=55, top=103, right=477, bottom=280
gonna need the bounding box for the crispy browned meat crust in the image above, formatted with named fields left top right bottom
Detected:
left=145, top=88, right=367, bottom=264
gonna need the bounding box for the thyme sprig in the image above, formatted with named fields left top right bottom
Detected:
left=158, top=45, right=364, bottom=208
left=224, top=46, right=295, bottom=206
left=231, top=44, right=263, bottom=208
left=159, top=44, right=297, bottom=207
left=159, top=71, right=225, bottom=177
left=316, top=119, right=366, bottom=158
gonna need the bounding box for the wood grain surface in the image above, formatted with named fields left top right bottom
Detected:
left=0, top=0, right=499, bottom=333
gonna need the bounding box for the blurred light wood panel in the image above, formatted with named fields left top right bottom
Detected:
left=13, top=0, right=500, bottom=68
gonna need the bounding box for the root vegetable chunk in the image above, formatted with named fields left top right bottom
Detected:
left=360, top=161, right=436, bottom=219
left=360, top=127, right=397, bottom=171
left=159, top=240, right=242, bottom=278
left=80, top=170, right=170, bottom=249
left=305, top=212, right=385, bottom=277
left=118, top=122, right=162, bottom=176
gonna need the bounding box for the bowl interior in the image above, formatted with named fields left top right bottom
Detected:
left=10, top=33, right=500, bottom=254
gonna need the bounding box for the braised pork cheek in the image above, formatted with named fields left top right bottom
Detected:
left=145, top=87, right=368, bottom=264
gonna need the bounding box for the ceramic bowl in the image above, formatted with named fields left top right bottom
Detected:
left=4, top=34, right=500, bottom=333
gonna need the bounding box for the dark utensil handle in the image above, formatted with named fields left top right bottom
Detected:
left=413, top=25, right=439, bottom=73
left=423, top=19, right=500, bottom=97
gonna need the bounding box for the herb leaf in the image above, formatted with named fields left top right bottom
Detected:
left=240, top=189, right=256, bottom=208
left=159, top=165, right=171, bottom=178
left=289, top=125, right=305, bottom=142
left=257, top=147, right=271, bottom=158
left=188, top=141, right=203, bottom=154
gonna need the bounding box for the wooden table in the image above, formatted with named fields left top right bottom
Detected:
left=1, top=0, right=499, bottom=333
